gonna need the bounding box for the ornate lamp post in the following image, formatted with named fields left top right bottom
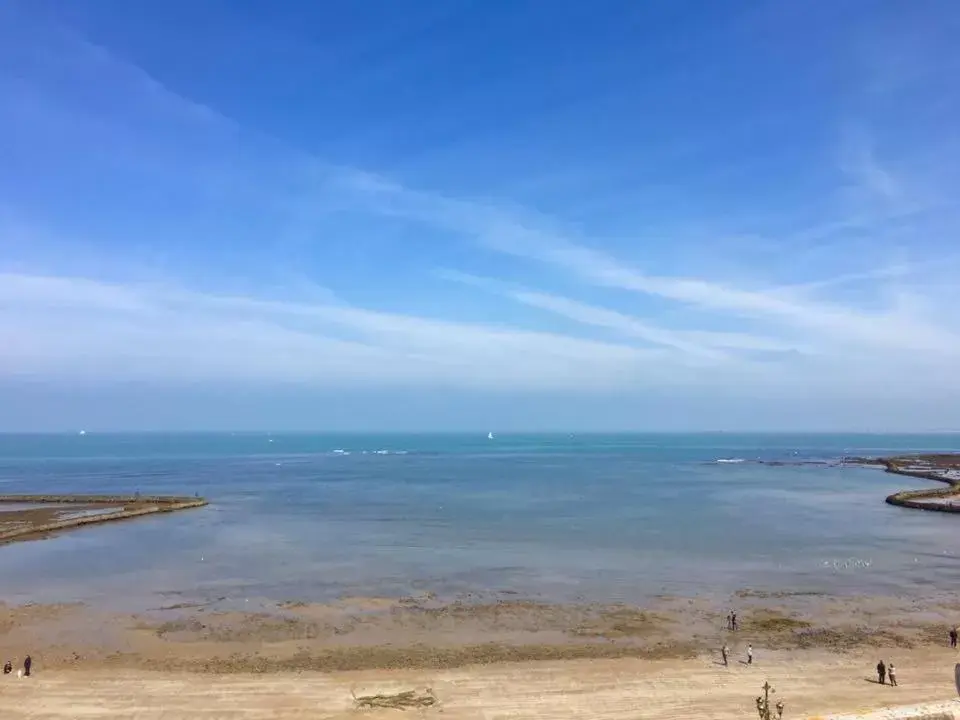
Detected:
left=755, top=681, right=784, bottom=720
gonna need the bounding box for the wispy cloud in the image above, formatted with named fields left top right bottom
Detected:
left=486, top=235, right=960, bottom=356
left=436, top=269, right=808, bottom=361
left=837, top=125, right=915, bottom=218
left=0, top=272, right=682, bottom=391
left=355, top=177, right=960, bottom=360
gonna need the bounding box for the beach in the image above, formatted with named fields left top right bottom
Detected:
left=3, top=590, right=960, bottom=717
left=4, top=650, right=959, bottom=720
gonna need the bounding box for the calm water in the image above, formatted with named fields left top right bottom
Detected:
left=0, top=432, right=958, bottom=609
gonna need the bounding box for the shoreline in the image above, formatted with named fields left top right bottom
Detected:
left=0, top=494, right=208, bottom=545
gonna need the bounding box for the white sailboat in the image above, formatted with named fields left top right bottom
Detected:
left=487, top=432, right=494, bottom=440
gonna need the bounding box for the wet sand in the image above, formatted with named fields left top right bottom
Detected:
left=3, top=591, right=960, bottom=717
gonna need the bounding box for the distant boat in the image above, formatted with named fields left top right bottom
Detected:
left=488, top=432, right=495, bottom=440
left=78, top=430, right=86, bottom=436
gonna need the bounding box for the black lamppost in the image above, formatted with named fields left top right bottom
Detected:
left=756, top=681, right=784, bottom=720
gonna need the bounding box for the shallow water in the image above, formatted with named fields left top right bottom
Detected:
left=0, top=432, right=958, bottom=610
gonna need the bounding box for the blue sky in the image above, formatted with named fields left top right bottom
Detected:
left=2, top=0, right=960, bottom=432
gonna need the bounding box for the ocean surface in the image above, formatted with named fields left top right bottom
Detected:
left=1, top=432, right=958, bottom=610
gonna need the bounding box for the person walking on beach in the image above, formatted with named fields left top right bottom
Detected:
left=731, top=611, right=738, bottom=631
left=746, top=644, right=753, bottom=665
left=23, top=655, right=31, bottom=677
left=888, top=662, right=897, bottom=686
left=721, top=644, right=729, bottom=666
left=877, top=659, right=886, bottom=684
left=950, top=627, right=957, bottom=648
left=2, top=660, right=10, bottom=674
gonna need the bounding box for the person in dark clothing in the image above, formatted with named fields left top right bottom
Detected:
left=950, top=627, right=958, bottom=648
left=23, top=655, right=31, bottom=677
left=731, top=611, right=738, bottom=631
left=721, top=644, right=728, bottom=666
left=2, top=660, right=11, bottom=674
left=877, top=660, right=886, bottom=684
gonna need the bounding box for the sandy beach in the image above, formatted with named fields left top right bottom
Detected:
left=3, top=648, right=959, bottom=719
left=3, top=591, right=960, bottom=717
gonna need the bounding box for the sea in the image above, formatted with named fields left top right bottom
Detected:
left=0, top=432, right=958, bottom=611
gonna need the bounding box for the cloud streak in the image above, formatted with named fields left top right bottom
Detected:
left=0, top=272, right=682, bottom=391
left=436, top=270, right=808, bottom=361
left=345, top=175, right=960, bottom=361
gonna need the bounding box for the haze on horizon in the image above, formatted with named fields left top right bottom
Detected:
left=2, top=1, right=960, bottom=433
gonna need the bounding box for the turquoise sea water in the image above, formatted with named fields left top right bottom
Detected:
left=0, top=432, right=958, bottom=610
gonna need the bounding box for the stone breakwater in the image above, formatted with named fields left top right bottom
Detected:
left=845, top=454, right=960, bottom=514
left=753, top=454, right=960, bottom=515
left=0, top=494, right=208, bottom=545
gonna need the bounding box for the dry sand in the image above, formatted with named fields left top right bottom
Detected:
left=2, top=648, right=959, bottom=719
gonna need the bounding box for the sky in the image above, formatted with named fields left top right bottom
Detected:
left=1, top=0, right=960, bottom=432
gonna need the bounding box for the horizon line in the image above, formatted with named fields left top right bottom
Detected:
left=2, top=429, right=959, bottom=436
